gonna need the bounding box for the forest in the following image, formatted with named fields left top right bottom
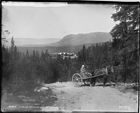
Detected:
left=2, top=4, right=139, bottom=94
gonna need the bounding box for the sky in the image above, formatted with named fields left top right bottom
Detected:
left=2, top=2, right=116, bottom=40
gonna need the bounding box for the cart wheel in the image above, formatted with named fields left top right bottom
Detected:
left=72, top=73, right=83, bottom=87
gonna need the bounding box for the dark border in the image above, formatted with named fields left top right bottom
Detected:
left=1, top=1, right=139, bottom=113
left=1, top=0, right=140, bottom=4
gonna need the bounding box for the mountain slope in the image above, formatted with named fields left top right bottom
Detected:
left=51, top=32, right=112, bottom=46
left=17, top=32, right=112, bottom=54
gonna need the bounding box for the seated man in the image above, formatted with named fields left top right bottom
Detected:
left=80, top=65, right=92, bottom=78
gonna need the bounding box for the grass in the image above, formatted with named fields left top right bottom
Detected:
left=1, top=85, right=57, bottom=112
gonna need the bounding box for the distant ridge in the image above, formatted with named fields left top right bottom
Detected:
left=50, top=32, right=112, bottom=47
left=17, top=32, right=112, bottom=54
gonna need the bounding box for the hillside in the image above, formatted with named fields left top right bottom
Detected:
left=51, top=32, right=112, bottom=47
left=17, top=32, right=112, bottom=54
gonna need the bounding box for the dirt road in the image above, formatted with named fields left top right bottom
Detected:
left=41, top=82, right=138, bottom=112
left=2, top=82, right=138, bottom=112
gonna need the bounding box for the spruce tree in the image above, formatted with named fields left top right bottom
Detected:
left=110, top=4, right=139, bottom=82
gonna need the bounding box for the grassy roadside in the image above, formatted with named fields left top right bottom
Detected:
left=1, top=85, right=57, bottom=112
left=112, top=83, right=138, bottom=103
left=114, top=83, right=139, bottom=92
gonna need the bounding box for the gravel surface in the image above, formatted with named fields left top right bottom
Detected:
left=42, top=82, right=138, bottom=112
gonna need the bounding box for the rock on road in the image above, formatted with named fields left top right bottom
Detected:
left=41, top=82, right=138, bottom=112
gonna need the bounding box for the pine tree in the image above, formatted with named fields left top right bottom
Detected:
left=82, top=45, right=86, bottom=63
left=26, top=50, right=29, bottom=58
left=110, top=4, right=139, bottom=82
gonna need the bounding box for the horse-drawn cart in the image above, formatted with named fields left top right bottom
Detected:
left=72, top=66, right=113, bottom=86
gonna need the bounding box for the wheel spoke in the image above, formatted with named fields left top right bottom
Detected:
left=72, top=73, right=82, bottom=86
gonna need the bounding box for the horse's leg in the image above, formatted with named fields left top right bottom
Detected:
left=83, top=79, right=86, bottom=85
left=103, top=75, right=108, bottom=86
left=89, top=78, right=92, bottom=86
left=94, top=78, right=96, bottom=86
left=90, top=78, right=96, bottom=86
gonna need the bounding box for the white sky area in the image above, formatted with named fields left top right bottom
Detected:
left=2, top=2, right=116, bottom=39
